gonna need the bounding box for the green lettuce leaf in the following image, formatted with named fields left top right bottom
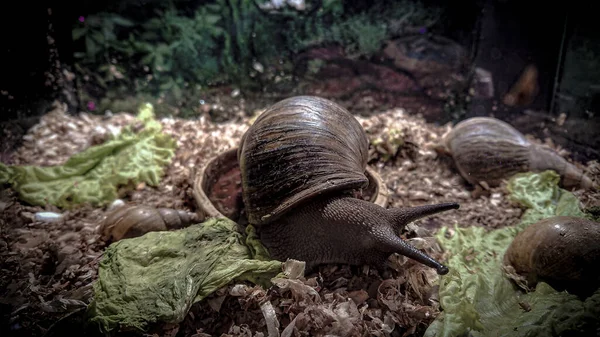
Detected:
left=88, top=218, right=282, bottom=333
left=0, top=103, right=176, bottom=208
left=425, top=171, right=600, bottom=337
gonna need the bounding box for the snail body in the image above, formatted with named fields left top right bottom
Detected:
left=239, top=96, right=459, bottom=274
left=503, top=216, right=600, bottom=296
left=99, top=205, right=203, bottom=242
left=443, top=117, right=595, bottom=190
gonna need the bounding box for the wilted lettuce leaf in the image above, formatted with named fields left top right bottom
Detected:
left=88, top=218, right=283, bottom=333
left=0, top=103, right=176, bottom=208
left=425, top=171, right=600, bottom=337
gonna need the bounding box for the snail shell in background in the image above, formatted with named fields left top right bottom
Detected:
left=99, top=205, right=204, bottom=242
left=503, top=216, right=600, bottom=296
left=442, top=117, right=596, bottom=190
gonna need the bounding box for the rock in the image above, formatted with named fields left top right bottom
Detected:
left=383, top=35, right=469, bottom=75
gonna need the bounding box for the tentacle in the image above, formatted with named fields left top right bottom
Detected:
left=388, top=202, right=460, bottom=232
left=375, top=226, right=449, bottom=275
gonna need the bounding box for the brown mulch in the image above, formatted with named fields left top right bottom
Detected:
left=1, top=100, right=598, bottom=337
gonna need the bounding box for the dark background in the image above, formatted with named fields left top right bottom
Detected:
left=1, top=0, right=598, bottom=160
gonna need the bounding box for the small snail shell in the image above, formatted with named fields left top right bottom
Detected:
left=442, top=117, right=596, bottom=190
left=99, top=205, right=204, bottom=242
left=503, top=216, right=600, bottom=296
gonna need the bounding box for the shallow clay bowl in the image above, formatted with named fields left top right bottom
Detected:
left=193, top=148, right=390, bottom=224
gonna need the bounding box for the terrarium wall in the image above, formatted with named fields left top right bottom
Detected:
left=463, top=0, right=599, bottom=163
left=551, top=11, right=600, bottom=162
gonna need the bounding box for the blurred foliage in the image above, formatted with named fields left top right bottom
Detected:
left=72, top=0, right=440, bottom=114
left=283, top=0, right=441, bottom=56
left=286, top=11, right=388, bottom=57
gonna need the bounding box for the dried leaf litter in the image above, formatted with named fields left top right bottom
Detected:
left=2, top=100, right=598, bottom=337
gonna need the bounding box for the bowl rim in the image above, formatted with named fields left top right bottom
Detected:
left=193, top=147, right=390, bottom=220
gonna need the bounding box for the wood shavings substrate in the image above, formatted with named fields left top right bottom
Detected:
left=2, top=102, right=597, bottom=337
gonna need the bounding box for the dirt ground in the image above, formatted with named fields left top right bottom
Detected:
left=1, top=99, right=598, bottom=337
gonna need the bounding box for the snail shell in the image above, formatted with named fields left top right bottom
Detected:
left=238, top=95, right=369, bottom=225
left=443, top=117, right=595, bottom=190
left=503, top=216, right=600, bottom=296
left=99, top=205, right=203, bottom=242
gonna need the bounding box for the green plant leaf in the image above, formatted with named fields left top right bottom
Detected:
left=85, top=36, right=98, bottom=59
left=160, top=79, right=174, bottom=90
left=171, top=84, right=182, bottom=101
left=205, top=3, right=222, bottom=12
left=93, top=72, right=108, bottom=88
left=140, top=53, right=154, bottom=65
left=102, top=26, right=117, bottom=43
left=140, top=31, right=159, bottom=41
left=91, top=30, right=106, bottom=44
left=72, top=27, right=87, bottom=40
left=111, top=15, right=134, bottom=27
left=204, top=14, right=221, bottom=25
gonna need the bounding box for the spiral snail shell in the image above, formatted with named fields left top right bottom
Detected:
left=442, top=117, right=596, bottom=190
left=99, top=205, right=203, bottom=242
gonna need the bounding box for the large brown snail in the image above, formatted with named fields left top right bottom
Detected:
left=238, top=96, right=459, bottom=274
left=99, top=204, right=203, bottom=242
left=503, top=216, right=600, bottom=296
left=441, top=117, right=596, bottom=190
